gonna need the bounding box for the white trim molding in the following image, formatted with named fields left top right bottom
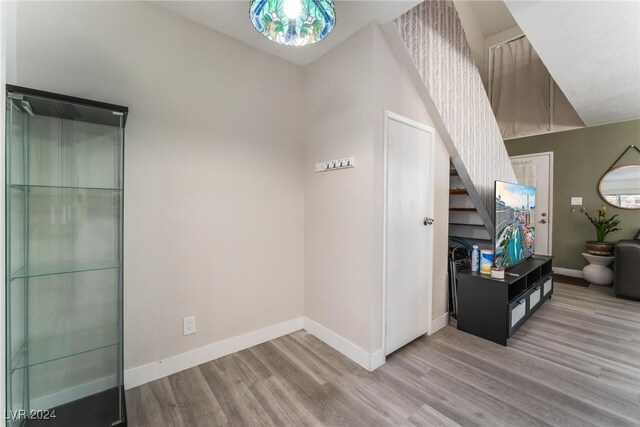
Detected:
left=303, top=317, right=384, bottom=372
left=125, top=316, right=392, bottom=390
left=369, top=349, right=386, bottom=371
left=382, top=110, right=434, bottom=358
left=553, top=267, right=583, bottom=278
left=125, top=317, right=304, bottom=389
left=430, top=312, right=449, bottom=335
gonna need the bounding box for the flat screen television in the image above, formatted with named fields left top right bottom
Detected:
left=494, top=181, right=536, bottom=268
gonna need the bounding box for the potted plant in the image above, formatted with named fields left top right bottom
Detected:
left=584, top=205, right=622, bottom=256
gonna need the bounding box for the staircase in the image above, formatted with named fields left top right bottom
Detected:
left=449, top=163, right=493, bottom=249
left=390, top=1, right=517, bottom=251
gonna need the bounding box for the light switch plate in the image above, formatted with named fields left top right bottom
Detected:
left=571, top=197, right=583, bottom=205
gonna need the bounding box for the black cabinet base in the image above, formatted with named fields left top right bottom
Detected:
left=24, top=387, right=126, bottom=427
left=456, top=256, right=553, bottom=346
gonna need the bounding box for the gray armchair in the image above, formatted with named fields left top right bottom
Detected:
left=614, top=231, right=640, bottom=300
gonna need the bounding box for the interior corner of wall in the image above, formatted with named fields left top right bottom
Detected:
left=3, top=0, right=17, bottom=85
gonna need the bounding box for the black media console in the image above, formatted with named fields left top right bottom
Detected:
left=456, top=255, right=553, bottom=346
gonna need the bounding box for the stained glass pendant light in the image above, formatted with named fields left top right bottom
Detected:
left=250, top=0, right=336, bottom=46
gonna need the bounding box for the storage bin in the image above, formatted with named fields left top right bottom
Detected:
left=510, top=298, right=527, bottom=328
left=529, top=286, right=541, bottom=308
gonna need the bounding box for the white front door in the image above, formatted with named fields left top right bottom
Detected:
left=510, top=153, right=553, bottom=255
left=385, top=113, right=434, bottom=356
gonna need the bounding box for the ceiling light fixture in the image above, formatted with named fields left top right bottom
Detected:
left=250, top=0, right=336, bottom=47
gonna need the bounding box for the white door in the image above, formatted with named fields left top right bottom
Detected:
left=510, top=153, right=553, bottom=255
left=385, top=113, right=434, bottom=356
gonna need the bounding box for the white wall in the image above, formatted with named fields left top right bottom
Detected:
left=15, top=0, right=305, bottom=376
left=13, top=1, right=451, bottom=389
left=303, top=25, right=376, bottom=354
left=304, top=23, right=450, bottom=357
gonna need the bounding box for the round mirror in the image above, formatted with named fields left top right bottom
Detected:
left=598, top=165, right=640, bottom=209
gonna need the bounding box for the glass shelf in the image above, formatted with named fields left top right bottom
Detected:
left=8, top=112, right=122, bottom=190
left=9, top=184, right=122, bottom=192
left=11, top=261, right=120, bottom=280
left=9, top=186, right=121, bottom=278
left=10, top=267, right=120, bottom=373
left=10, top=345, right=119, bottom=410
left=11, top=328, right=119, bottom=372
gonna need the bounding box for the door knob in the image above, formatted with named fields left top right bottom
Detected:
left=541, top=212, right=547, bottom=217
left=540, top=219, right=547, bottom=224
left=423, top=217, right=434, bottom=226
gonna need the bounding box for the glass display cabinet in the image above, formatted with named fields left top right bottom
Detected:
left=5, top=85, right=127, bottom=427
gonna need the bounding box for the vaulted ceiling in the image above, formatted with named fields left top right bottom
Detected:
left=155, top=1, right=640, bottom=126
left=505, top=1, right=640, bottom=126
left=152, top=1, right=422, bottom=66
left=462, top=0, right=516, bottom=38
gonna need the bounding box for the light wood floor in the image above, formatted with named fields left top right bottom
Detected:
left=126, top=282, right=640, bottom=426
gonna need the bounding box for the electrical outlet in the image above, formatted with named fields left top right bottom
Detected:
left=183, top=316, right=196, bottom=336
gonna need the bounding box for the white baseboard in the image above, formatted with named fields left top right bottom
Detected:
left=429, top=312, right=449, bottom=335
left=369, top=349, right=386, bottom=370
left=302, top=317, right=370, bottom=370
left=125, top=315, right=390, bottom=390
left=302, top=317, right=384, bottom=371
left=125, top=317, right=304, bottom=390
left=553, top=267, right=583, bottom=278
